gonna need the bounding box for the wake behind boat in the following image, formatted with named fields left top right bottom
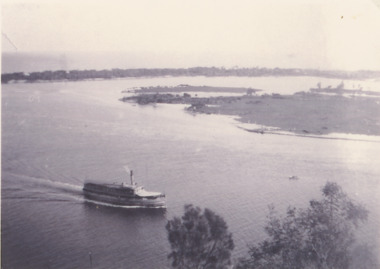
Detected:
left=83, top=170, right=166, bottom=208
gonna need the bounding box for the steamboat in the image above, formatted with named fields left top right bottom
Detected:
left=83, top=170, right=166, bottom=208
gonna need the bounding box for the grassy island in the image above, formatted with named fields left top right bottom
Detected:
left=121, top=85, right=380, bottom=136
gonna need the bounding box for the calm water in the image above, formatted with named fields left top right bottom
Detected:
left=2, top=77, right=380, bottom=269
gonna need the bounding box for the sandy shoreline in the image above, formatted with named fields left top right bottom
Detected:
left=123, top=85, right=380, bottom=137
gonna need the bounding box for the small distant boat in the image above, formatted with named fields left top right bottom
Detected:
left=310, top=82, right=363, bottom=94
left=83, top=170, right=166, bottom=208
left=288, top=175, right=299, bottom=180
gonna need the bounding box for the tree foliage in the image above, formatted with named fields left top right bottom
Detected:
left=166, top=204, right=234, bottom=269
left=238, top=182, right=370, bottom=269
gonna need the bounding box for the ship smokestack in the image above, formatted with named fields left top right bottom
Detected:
left=130, top=170, right=133, bottom=185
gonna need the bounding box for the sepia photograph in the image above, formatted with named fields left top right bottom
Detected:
left=2, top=0, right=380, bottom=268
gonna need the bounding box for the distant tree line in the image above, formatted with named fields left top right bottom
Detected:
left=2, top=67, right=380, bottom=83
left=166, top=182, right=377, bottom=269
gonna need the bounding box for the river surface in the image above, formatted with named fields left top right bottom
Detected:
left=2, top=77, right=380, bottom=269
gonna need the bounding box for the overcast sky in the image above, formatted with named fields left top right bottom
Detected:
left=2, top=0, right=380, bottom=70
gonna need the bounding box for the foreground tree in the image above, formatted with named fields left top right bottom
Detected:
left=166, top=204, right=234, bottom=269
left=238, top=182, right=371, bottom=269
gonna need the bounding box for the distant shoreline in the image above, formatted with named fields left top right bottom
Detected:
left=2, top=67, right=380, bottom=84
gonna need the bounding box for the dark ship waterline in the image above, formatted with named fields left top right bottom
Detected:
left=83, top=170, right=166, bottom=208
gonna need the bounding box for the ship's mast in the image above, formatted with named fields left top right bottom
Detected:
left=130, top=170, right=134, bottom=185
